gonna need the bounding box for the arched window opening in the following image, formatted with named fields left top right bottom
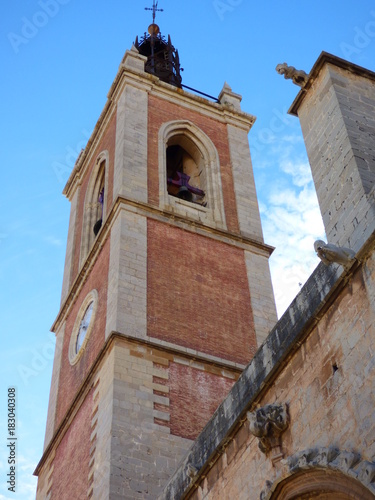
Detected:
left=90, top=161, right=105, bottom=241
left=92, top=166, right=105, bottom=237
left=166, top=139, right=206, bottom=206
left=158, top=120, right=226, bottom=229
left=80, top=151, right=109, bottom=265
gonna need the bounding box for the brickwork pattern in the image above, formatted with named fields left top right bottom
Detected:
left=55, top=239, right=109, bottom=428
left=51, top=388, right=93, bottom=500
left=147, top=218, right=257, bottom=365
left=169, top=362, right=236, bottom=440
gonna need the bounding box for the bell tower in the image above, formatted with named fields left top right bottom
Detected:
left=35, top=8, right=276, bottom=498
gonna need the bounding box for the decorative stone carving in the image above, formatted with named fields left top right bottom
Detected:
left=247, top=404, right=289, bottom=461
left=356, top=461, right=375, bottom=485
left=288, top=448, right=318, bottom=471
left=187, top=464, right=198, bottom=481
left=262, top=447, right=375, bottom=500
left=329, top=449, right=361, bottom=473
left=260, top=480, right=273, bottom=500
left=288, top=447, right=340, bottom=472
left=314, top=240, right=356, bottom=267
left=275, top=63, right=308, bottom=87
left=311, top=446, right=339, bottom=467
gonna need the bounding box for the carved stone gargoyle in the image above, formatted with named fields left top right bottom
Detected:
left=276, top=62, right=308, bottom=87
left=314, top=240, right=356, bottom=268
left=247, top=403, right=289, bottom=462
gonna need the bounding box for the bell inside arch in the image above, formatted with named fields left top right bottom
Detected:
left=177, top=186, right=193, bottom=202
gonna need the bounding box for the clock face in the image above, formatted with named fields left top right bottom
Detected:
left=75, top=301, right=94, bottom=354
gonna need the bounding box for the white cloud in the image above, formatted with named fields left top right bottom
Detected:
left=280, top=158, right=313, bottom=187
left=260, top=146, right=325, bottom=317
left=44, top=236, right=63, bottom=246
left=280, top=134, right=303, bottom=145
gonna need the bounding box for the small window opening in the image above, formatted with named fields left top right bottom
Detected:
left=91, top=161, right=105, bottom=239
left=332, top=363, right=339, bottom=373
left=93, top=186, right=104, bottom=236
left=166, top=145, right=206, bottom=206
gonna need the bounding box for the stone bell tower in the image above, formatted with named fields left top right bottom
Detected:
left=35, top=10, right=276, bottom=499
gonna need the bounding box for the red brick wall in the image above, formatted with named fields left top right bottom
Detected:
left=55, top=238, right=109, bottom=428
left=169, top=363, right=235, bottom=440
left=52, top=388, right=93, bottom=499
left=72, top=111, right=117, bottom=280
left=147, top=219, right=257, bottom=365
left=147, top=94, right=240, bottom=233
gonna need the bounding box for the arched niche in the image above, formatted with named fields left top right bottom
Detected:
left=158, top=120, right=226, bottom=229
left=80, top=150, right=109, bottom=264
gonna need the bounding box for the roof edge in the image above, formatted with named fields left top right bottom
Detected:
left=288, top=51, right=375, bottom=116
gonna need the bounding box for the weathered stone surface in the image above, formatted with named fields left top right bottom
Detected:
left=160, top=259, right=346, bottom=499
left=292, top=54, right=375, bottom=252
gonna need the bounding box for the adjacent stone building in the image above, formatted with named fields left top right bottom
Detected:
left=34, top=12, right=375, bottom=500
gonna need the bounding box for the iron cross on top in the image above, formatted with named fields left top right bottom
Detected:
left=145, top=0, right=163, bottom=24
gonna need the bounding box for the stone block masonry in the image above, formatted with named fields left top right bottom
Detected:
left=88, top=338, right=240, bottom=498
left=291, top=53, right=375, bottom=252
left=106, top=209, right=147, bottom=340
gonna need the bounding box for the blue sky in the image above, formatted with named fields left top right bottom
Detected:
left=1, top=1, right=375, bottom=497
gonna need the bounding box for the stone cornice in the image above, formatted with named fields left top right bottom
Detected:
left=33, top=332, right=244, bottom=478
left=288, top=51, right=375, bottom=117
left=51, top=196, right=274, bottom=333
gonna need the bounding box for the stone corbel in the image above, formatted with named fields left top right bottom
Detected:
left=247, top=403, right=289, bottom=464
